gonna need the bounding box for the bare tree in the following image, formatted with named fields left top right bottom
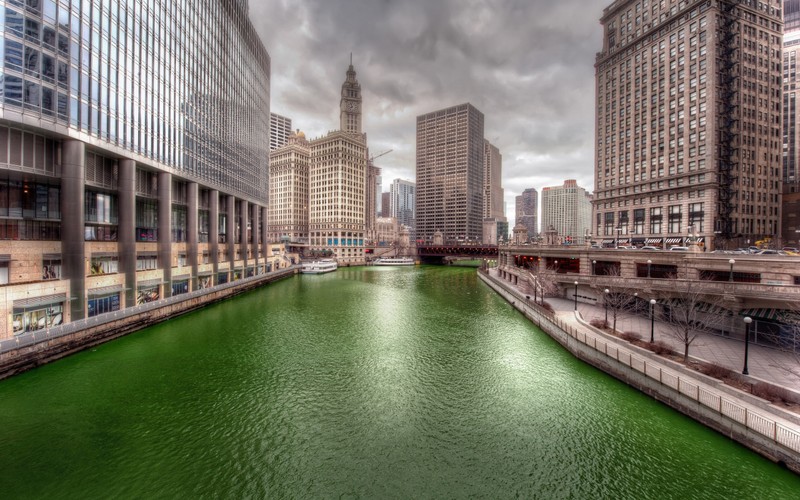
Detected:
left=597, top=266, right=638, bottom=333
left=658, top=279, right=732, bottom=362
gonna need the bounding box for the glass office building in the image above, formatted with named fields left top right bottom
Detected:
left=0, top=0, right=271, bottom=338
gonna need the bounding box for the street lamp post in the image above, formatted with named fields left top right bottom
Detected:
left=742, top=316, right=752, bottom=375
left=728, top=259, right=735, bottom=282
left=650, top=299, right=657, bottom=343
left=574, top=281, right=579, bottom=311
left=647, top=259, right=652, bottom=278
left=592, top=260, right=597, bottom=275
left=533, top=277, right=538, bottom=304
left=604, top=288, right=610, bottom=324
left=554, top=259, right=558, bottom=273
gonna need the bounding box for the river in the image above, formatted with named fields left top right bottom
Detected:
left=0, top=265, right=798, bottom=498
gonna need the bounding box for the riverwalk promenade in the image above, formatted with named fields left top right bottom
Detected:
left=481, top=267, right=800, bottom=472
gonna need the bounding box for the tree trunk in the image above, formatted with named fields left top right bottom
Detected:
left=683, top=342, right=689, bottom=362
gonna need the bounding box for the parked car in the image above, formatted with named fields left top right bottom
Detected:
left=755, top=249, right=786, bottom=256
left=640, top=246, right=658, bottom=251
left=669, top=246, right=689, bottom=251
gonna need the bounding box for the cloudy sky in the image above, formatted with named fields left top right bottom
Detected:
left=249, top=0, right=609, bottom=226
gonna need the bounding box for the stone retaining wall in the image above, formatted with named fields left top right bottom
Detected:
left=479, top=270, right=800, bottom=474
left=0, top=268, right=298, bottom=380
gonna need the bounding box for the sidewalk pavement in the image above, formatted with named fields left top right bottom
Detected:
left=544, top=296, right=800, bottom=391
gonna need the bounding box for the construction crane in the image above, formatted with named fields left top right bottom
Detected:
left=369, top=149, right=392, bottom=163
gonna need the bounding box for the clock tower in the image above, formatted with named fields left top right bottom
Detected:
left=339, top=57, right=362, bottom=135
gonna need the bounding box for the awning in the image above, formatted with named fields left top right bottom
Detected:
left=739, top=308, right=789, bottom=322
left=137, top=279, right=162, bottom=288
left=646, top=238, right=663, bottom=244
left=632, top=238, right=646, bottom=244
left=88, top=284, right=123, bottom=296
left=684, top=237, right=705, bottom=244
left=172, top=274, right=190, bottom=281
left=0, top=254, right=10, bottom=262
left=602, top=239, right=614, bottom=244
left=665, top=237, right=682, bottom=244
left=91, top=252, right=118, bottom=258
left=13, top=293, right=66, bottom=310
left=42, top=253, right=61, bottom=260
left=618, top=238, right=630, bottom=244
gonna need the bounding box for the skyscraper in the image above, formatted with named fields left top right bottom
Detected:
left=541, top=180, right=592, bottom=245
left=0, top=0, right=270, bottom=336
left=483, top=140, right=505, bottom=221
left=594, top=0, right=782, bottom=250
left=783, top=0, right=800, bottom=246
left=270, top=113, right=293, bottom=151
left=307, top=63, right=368, bottom=264
left=390, top=179, right=416, bottom=232
left=416, top=103, right=485, bottom=242
left=269, top=131, right=310, bottom=244
left=515, top=188, right=539, bottom=239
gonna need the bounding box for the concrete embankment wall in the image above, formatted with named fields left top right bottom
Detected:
left=0, top=268, right=298, bottom=380
left=479, top=270, right=800, bottom=474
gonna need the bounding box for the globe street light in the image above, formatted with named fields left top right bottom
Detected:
left=728, top=259, right=735, bottom=282
left=592, top=260, right=597, bottom=275
left=604, top=288, right=610, bottom=324
left=647, top=259, right=652, bottom=278
left=742, top=316, right=752, bottom=375
left=574, top=281, right=579, bottom=311
left=650, top=299, right=657, bottom=343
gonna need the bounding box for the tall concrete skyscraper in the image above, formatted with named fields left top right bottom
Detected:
left=390, top=179, right=416, bottom=231
left=515, top=188, right=539, bottom=239
left=270, top=113, right=292, bottom=151
left=269, top=131, right=309, bottom=244
left=783, top=0, right=800, bottom=246
left=542, top=180, right=592, bottom=245
left=307, top=62, right=369, bottom=264
left=416, top=103, right=485, bottom=242
left=594, top=0, right=782, bottom=250
left=483, top=140, right=505, bottom=220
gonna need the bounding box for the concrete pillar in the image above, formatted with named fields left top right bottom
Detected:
left=261, top=206, right=268, bottom=259
left=251, top=203, right=259, bottom=271
left=209, top=189, right=219, bottom=279
left=226, top=195, right=235, bottom=266
left=62, top=140, right=86, bottom=320
left=118, top=159, right=136, bottom=308
left=187, top=182, right=199, bottom=291
left=158, top=172, right=172, bottom=298
left=240, top=199, right=249, bottom=271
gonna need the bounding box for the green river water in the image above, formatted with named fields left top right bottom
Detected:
left=0, top=266, right=798, bottom=499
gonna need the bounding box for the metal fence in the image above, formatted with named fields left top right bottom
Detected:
left=1, top=267, right=298, bottom=355
left=480, top=269, right=800, bottom=456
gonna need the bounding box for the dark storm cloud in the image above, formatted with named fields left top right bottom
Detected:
left=249, top=0, right=608, bottom=223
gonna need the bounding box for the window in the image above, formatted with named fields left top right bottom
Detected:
left=136, top=198, right=158, bottom=242
left=650, top=207, right=662, bottom=233
left=633, top=208, right=645, bottom=234
left=89, top=255, right=118, bottom=275
left=689, top=202, right=704, bottom=232
left=85, top=191, right=118, bottom=241
left=136, top=253, right=158, bottom=271
left=668, top=205, right=682, bottom=233
left=171, top=280, right=189, bottom=296
left=42, top=257, right=61, bottom=280
left=0, top=260, right=8, bottom=284
left=88, top=292, right=120, bottom=317
left=136, top=285, right=159, bottom=304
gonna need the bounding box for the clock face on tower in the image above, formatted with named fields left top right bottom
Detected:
left=347, top=101, right=358, bottom=111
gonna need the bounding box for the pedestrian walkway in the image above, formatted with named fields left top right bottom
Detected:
left=545, top=296, right=800, bottom=391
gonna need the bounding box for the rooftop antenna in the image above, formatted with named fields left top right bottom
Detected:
left=350, top=52, right=352, bottom=65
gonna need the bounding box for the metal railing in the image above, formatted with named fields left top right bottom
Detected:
left=480, top=269, right=800, bottom=455
left=1, top=267, right=298, bottom=355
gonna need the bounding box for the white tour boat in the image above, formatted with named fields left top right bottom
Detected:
left=301, top=259, right=338, bottom=274
left=373, top=256, right=416, bottom=266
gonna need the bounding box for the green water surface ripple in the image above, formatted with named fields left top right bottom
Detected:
left=0, top=266, right=798, bottom=499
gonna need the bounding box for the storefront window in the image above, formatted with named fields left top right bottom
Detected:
left=13, top=303, right=64, bottom=334
left=87, top=293, right=120, bottom=317
left=136, top=285, right=159, bottom=304
left=171, top=280, right=188, bottom=296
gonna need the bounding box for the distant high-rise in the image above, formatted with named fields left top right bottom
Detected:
left=542, top=180, right=592, bottom=245
left=416, top=103, right=485, bottom=242
left=787, top=0, right=800, bottom=31
left=270, top=113, right=292, bottom=151
left=483, top=140, right=505, bottom=220
left=595, top=0, right=782, bottom=250
left=307, top=62, right=368, bottom=264
left=515, top=188, right=538, bottom=239
left=269, top=131, right=309, bottom=244
left=783, top=1, right=800, bottom=246
left=381, top=192, right=391, bottom=217
left=390, top=179, right=416, bottom=231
